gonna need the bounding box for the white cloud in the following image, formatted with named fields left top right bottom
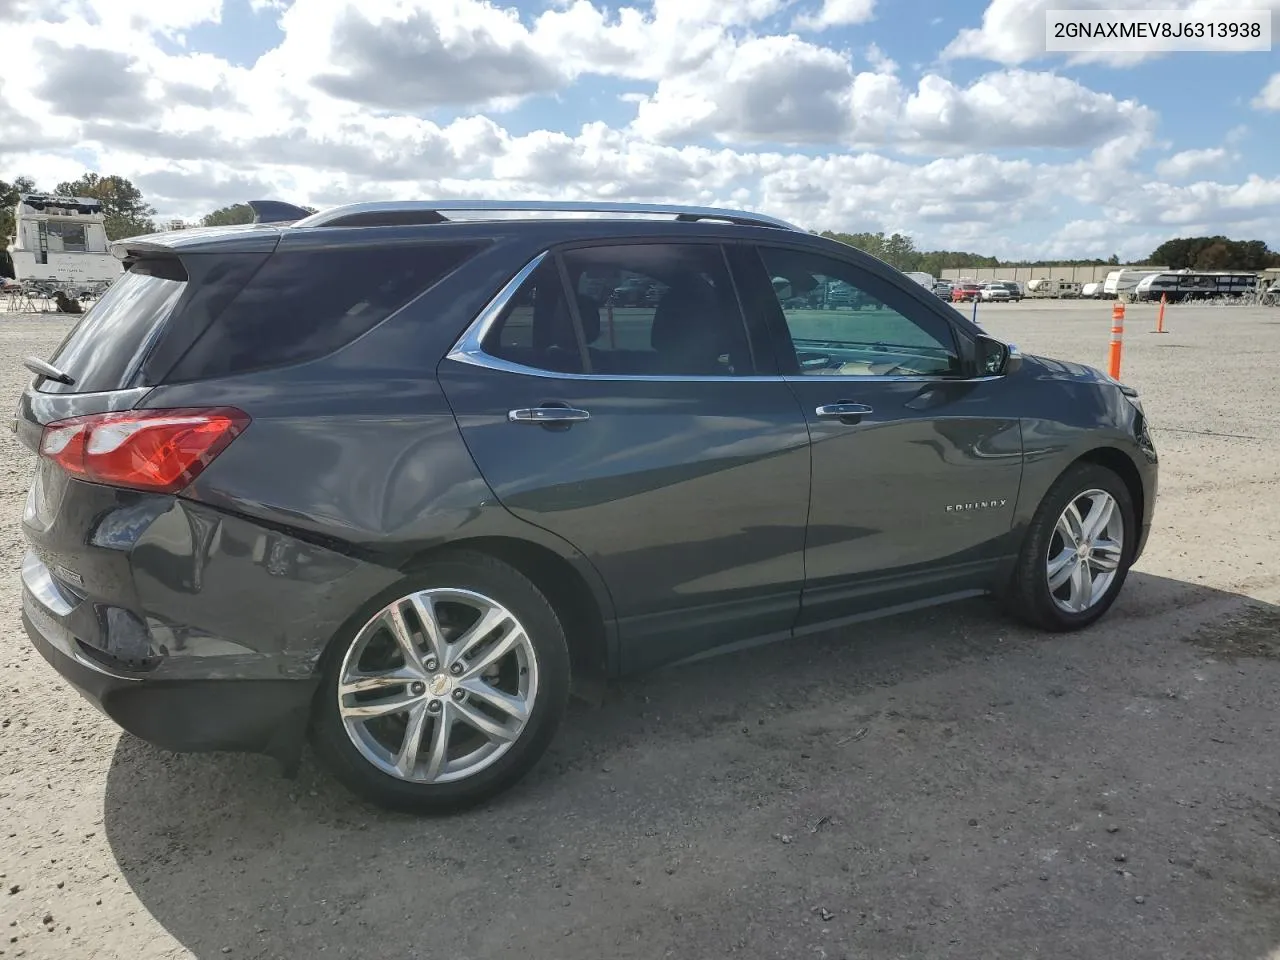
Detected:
left=630, top=34, right=861, bottom=145
left=632, top=50, right=1154, bottom=153
left=944, top=0, right=1280, bottom=66
left=1041, top=219, right=1124, bottom=260
left=57, top=0, right=223, bottom=35
left=0, top=0, right=1275, bottom=260
left=1255, top=73, right=1280, bottom=110
left=901, top=70, right=1155, bottom=151
left=864, top=42, right=897, bottom=74
left=792, top=0, right=876, bottom=31
left=1155, top=147, right=1230, bottom=179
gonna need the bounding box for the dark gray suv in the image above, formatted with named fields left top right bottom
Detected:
left=16, top=200, right=1158, bottom=813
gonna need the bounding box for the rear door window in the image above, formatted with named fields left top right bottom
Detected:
left=561, top=244, right=752, bottom=376
left=479, top=243, right=754, bottom=377
left=165, top=242, right=481, bottom=382
left=40, top=258, right=188, bottom=394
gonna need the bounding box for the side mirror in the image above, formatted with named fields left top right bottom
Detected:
left=1004, top=342, right=1023, bottom=374
left=976, top=335, right=1022, bottom=376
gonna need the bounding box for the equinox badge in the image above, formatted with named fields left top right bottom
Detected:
left=946, top=499, right=1008, bottom=513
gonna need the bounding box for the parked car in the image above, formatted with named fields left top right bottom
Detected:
left=609, top=275, right=661, bottom=306
left=952, top=282, right=983, bottom=302
left=16, top=199, right=1157, bottom=814
left=979, top=282, right=1013, bottom=303
left=933, top=280, right=953, bottom=301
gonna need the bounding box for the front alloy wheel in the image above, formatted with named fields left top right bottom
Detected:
left=313, top=552, right=570, bottom=813
left=1006, top=462, right=1135, bottom=631
left=1045, top=489, right=1124, bottom=614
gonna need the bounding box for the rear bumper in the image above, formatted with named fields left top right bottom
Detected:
left=22, top=572, right=317, bottom=762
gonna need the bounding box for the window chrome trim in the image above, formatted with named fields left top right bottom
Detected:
left=781, top=374, right=971, bottom=384
left=448, top=250, right=548, bottom=362
left=447, top=350, right=787, bottom=383
left=444, top=250, right=1014, bottom=385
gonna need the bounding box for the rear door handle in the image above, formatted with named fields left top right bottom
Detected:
left=508, top=406, right=591, bottom=424
left=815, top=402, right=873, bottom=419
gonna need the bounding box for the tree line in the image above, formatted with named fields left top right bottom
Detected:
left=821, top=230, right=1280, bottom=275
left=3, top=171, right=1277, bottom=278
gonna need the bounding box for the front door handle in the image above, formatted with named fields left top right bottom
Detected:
left=815, top=402, right=873, bottom=422
left=508, top=406, right=591, bottom=424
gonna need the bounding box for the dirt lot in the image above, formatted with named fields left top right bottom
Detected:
left=2, top=300, right=1279, bottom=960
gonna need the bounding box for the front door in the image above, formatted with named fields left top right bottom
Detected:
left=438, top=241, right=812, bottom=672
left=734, top=243, right=1024, bottom=629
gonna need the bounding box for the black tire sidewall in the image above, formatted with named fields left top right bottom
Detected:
left=311, top=552, right=571, bottom=814
left=1014, top=463, right=1136, bottom=631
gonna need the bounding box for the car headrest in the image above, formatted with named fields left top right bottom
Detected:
left=532, top=290, right=602, bottom=352
left=650, top=278, right=723, bottom=370
left=574, top=293, right=600, bottom=344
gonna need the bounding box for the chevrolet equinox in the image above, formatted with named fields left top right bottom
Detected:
left=16, top=200, right=1158, bottom=813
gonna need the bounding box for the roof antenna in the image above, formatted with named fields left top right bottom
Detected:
left=246, top=200, right=312, bottom=224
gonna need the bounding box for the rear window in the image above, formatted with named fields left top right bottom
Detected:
left=165, top=243, right=479, bottom=382
left=41, top=258, right=187, bottom=394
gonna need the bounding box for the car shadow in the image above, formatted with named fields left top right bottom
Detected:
left=102, top=571, right=1280, bottom=960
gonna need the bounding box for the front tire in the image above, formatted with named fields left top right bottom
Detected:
left=1005, top=463, right=1135, bottom=631
left=312, top=552, right=571, bottom=814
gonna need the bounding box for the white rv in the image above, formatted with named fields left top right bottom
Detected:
left=1102, top=269, right=1161, bottom=300
left=902, top=271, right=934, bottom=289
left=1132, top=270, right=1259, bottom=302
left=5, top=194, right=121, bottom=293
left=1026, top=278, right=1082, bottom=299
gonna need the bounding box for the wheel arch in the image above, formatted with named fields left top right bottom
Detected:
left=1009, top=441, right=1148, bottom=571
left=399, top=536, right=616, bottom=702
left=1068, top=445, right=1145, bottom=534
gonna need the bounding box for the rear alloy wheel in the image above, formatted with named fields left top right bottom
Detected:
left=313, top=553, right=570, bottom=813
left=1005, top=463, right=1135, bottom=631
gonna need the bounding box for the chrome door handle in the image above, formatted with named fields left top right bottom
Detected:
left=508, top=407, right=591, bottom=424
left=815, top=402, right=873, bottom=418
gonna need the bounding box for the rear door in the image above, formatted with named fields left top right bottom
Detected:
left=734, top=242, right=1025, bottom=630
left=438, top=240, right=812, bottom=673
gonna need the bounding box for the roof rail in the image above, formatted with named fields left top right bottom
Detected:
left=290, top=200, right=803, bottom=232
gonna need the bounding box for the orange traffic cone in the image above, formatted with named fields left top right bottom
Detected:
left=1108, top=302, right=1125, bottom=379
left=1151, top=293, right=1167, bottom=334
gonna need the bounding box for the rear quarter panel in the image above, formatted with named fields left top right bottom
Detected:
left=139, top=243, right=619, bottom=670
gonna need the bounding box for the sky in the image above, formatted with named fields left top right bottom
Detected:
left=0, top=0, right=1277, bottom=261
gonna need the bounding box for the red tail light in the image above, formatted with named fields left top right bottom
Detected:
left=39, top=408, right=250, bottom=494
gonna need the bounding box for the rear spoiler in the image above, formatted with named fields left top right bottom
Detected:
left=247, top=200, right=313, bottom=224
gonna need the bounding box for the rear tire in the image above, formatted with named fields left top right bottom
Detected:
left=1005, top=463, right=1135, bottom=632
left=312, top=552, right=571, bottom=814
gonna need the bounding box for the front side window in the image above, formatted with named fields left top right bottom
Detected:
left=482, top=243, right=753, bottom=377
left=757, top=247, right=961, bottom=378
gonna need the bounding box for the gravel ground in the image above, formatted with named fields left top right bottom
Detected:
left=1, top=300, right=1279, bottom=960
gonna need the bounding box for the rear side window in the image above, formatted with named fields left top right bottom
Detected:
left=479, top=244, right=753, bottom=377
left=166, top=243, right=479, bottom=381
left=41, top=258, right=187, bottom=394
